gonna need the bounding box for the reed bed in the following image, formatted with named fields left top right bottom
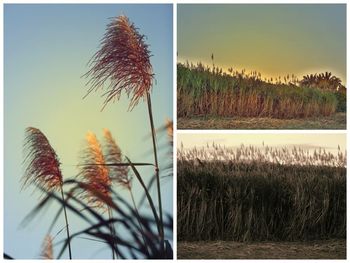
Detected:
left=177, top=144, right=346, bottom=242
left=177, top=63, right=341, bottom=119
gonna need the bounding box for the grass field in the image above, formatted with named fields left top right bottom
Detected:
left=177, top=63, right=346, bottom=129
left=177, top=239, right=345, bottom=259
left=177, top=112, right=346, bottom=129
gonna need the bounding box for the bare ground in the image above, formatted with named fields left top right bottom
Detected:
left=177, top=239, right=346, bottom=259
left=177, top=112, right=346, bottom=129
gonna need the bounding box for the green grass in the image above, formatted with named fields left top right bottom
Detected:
left=178, top=63, right=344, bottom=119
left=177, top=112, right=346, bottom=129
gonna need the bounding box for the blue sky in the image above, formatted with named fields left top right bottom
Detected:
left=4, top=4, right=173, bottom=259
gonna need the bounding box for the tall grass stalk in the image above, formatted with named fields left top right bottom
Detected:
left=102, top=129, right=150, bottom=257
left=84, top=15, right=165, bottom=255
left=147, top=92, right=164, bottom=253
left=77, top=132, right=117, bottom=258
left=22, top=127, right=72, bottom=259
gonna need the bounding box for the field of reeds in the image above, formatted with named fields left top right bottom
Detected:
left=177, top=62, right=346, bottom=119
left=177, top=144, right=346, bottom=242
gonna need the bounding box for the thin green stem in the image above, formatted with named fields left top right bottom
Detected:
left=129, top=188, right=150, bottom=257
left=59, top=185, right=72, bottom=260
left=107, top=207, right=118, bottom=259
left=146, top=92, right=164, bottom=256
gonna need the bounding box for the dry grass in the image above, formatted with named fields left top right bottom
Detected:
left=178, top=145, right=346, bottom=242
left=40, top=235, right=53, bottom=260
left=178, top=112, right=346, bottom=129
left=22, top=127, right=62, bottom=191
left=84, top=15, right=153, bottom=110
left=77, top=131, right=111, bottom=210
left=103, top=128, right=131, bottom=189
left=177, top=239, right=346, bottom=259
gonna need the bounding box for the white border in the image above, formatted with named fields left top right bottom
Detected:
left=2, top=1, right=349, bottom=262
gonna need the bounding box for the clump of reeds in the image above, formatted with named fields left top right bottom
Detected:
left=177, top=143, right=346, bottom=242
left=177, top=62, right=340, bottom=119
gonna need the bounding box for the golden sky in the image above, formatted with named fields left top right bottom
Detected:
left=178, top=4, right=346, bottom=85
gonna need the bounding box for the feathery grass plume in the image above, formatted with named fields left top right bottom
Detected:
left=41, top=235, right=53, bottom=259
left=84, top=14, right=165, bottom=256
left=165, top=118, right=173, bottom=147
left=102, top=128, right=131, bottom=189
left=78, top=131, right=117, bottom=259
left=22, top=127, right=62, bottom=191
left=84, top=15, right=154, bottom=110
left=102, top=128, right=150, bottom=257
left=78, top=131, right=111, bottom=209
left=22, top=127, right=72, bottom=259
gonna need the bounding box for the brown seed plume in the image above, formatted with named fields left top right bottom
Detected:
left=40, top=235, right=53, bottom=259
left=77, top=132, right=111, bottom=209
left=22, top=127, right=62, bottom=191
left=85, top=15, right=154, bottom=110
left=102, top=128, right=131, bottom=189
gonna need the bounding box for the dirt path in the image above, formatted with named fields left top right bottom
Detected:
left=177, top=112, right=346, bottom=129
left=177, top=239, right=346, bottom=259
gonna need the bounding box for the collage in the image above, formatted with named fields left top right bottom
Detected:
left=2, top=1, right=348, bottom=261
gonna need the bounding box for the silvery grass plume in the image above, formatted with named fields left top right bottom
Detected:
left=84, top=15, right=153, bottom=110
left=102, top=128, right=131, bottom=189
left=22, top=127, right=72, bottom=259
left=41, top=235, right=53, bottom=260
left=77, top=131, right=112, bottom=209
left=22, top=127, right=62, bottom=191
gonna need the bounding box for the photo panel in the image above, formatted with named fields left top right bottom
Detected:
left=4, top=4, right=173, bottom=259
left=177, top=4, right=346, bottom=129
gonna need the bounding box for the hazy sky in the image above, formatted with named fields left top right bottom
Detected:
left=178, top=4, right=346, bottom=84
left=4, top=4, right=172, bottom=259
left=178, top=134, right=346, bottom=154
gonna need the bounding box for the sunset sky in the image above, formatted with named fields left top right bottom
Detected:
left=178, top=4, right=346, bottom=84
left=4, top=4, right=172, bottom=259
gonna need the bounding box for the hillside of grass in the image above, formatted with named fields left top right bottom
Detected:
left=177, top=63, right=346, bottom=119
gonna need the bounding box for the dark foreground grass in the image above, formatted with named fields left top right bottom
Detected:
left=177, top=112, right=346, bottom=129
left=178, top=161, right=346, bottom=242
left=177, top=239, right=346, bottom=259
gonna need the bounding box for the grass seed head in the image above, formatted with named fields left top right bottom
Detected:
left=85, top=15, right=154, bottom=110
left=78, top=131, right=111, bottom=210
left=22, top=127, right=62, bottom=192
